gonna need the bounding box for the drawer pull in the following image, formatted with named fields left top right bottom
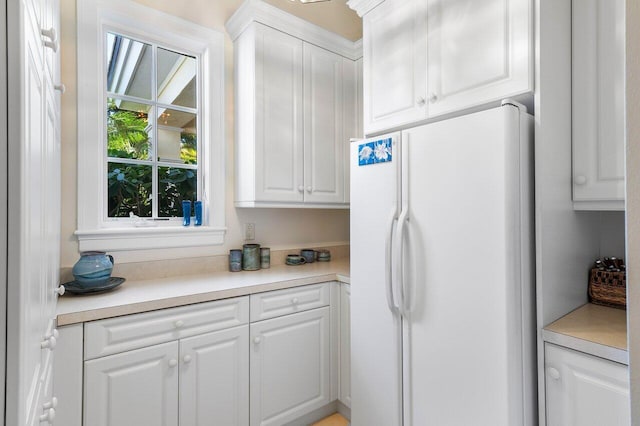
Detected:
left=54, top=285, right=65, bottom=296
left=174, top=320, right=185, bottom=329
left=253, top=336, right=262, bottom=345
left=548, top=367, right=561, bottom=380
left=291, top=297, right=299, bottom=305
left=168, top=359, right=178, bottom=368
left=183, top=355, right=192, bottom=364
left=41, top=335, right=57, bottom=350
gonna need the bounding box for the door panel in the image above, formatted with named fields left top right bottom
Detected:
left=84, top=342, right=179, bottom=426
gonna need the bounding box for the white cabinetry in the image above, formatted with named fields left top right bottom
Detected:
left=82, top=298, right=250, bottom=426
left=84, top=342, right=180, bottom=426
left=250, top=307, right=331, bottom=426
left=572, top=0, right=626, bottom=210
left=228, top=1, right=361, bottom=208
left=7, top=0, right=62, bottom=423
left=545, top=343, right=630, bottom=426
left=363, top=0, right=427, bottom=135
left=339, top=284, right=351, bottom=408
left=360, top=0, right=533, bottom=135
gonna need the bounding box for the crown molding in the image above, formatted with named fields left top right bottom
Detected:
left=226, top=0, right=362, bottom=60
left=346, top=0, right=385, bottom=17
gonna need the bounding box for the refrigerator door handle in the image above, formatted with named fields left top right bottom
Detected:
left=395, top=208, right=410, bottom=316
left=385, top=211, right=400, bottom=315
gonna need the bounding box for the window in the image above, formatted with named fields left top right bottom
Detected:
left=76, top=0, right=226, bottom=251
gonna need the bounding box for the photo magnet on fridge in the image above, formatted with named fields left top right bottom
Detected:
left=358, top=138, right=392, bottom=166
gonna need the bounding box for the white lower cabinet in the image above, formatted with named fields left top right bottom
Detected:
left=545, top=343, right=630, bottom=426
left=84, top=341, right=180, bottom=426
left=250, top=307, right=331, bottom=426
left=339, top=284, right=351, bottom=408
left=180, top=326, right=249, bottom=426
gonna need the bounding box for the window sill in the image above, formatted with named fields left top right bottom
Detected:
left=75, top=226, right=227, bottom=252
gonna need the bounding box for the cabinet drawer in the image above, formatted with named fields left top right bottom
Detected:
left=250, top=283, right=330, bottom=322
left=84, top=297, right=249, bottom=360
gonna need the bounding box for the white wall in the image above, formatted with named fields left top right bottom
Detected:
left=626, top=0, right=640, bottom=423
left=59, top=0, right=360, bottom=266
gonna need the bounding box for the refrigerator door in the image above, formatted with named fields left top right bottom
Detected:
left=350, top=133, right=404, bottom=426
left=401, top=105, right=534, bottom=426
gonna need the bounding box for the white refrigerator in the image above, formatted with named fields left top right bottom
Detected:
left=350, top=103, right=536, bottom=426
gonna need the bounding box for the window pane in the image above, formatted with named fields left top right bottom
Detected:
left=107, top=162, right=153, bottom=218
left=106, top=33, right=152, bottom=100
left=107, top=98, right=152, bottom=160
left=158, top=167, right=197, bottom=217
left=157, top=48, right=197, bottom=109
left=157, top=109, right=197, bottom=164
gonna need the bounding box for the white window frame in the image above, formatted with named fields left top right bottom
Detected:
left=76, top=0, right=226, bottom=251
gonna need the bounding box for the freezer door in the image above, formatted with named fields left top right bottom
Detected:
left=401, top=105, right=535, bottom=426
left=350, top=133, right=404, bottom=426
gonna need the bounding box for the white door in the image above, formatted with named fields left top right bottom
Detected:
left=339, top=284, right=351, bottom=408
left=426, top=0, right=533, bottom=117
left=180, top=325, right=249, bottom=426
left=254, top=23, right=304, bottom=203
left=403, top=106, right=534, bottom=426
left=545, top=344, right=630, bottom=426
left=572, top=0, right=625, bottom=209
left=363, top=0, right=427, bottom=135
left=350, top=133, right=403, bottom=426
left=303, top=43, right=344, bottom=204
left=84, top=342, right=179, bottom=426
left=250, top=307, right=331, bottom=426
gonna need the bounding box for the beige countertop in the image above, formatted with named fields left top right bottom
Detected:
left=57, top=260, right=349, bottom=326
left=543, top=303, right=628, bottom=364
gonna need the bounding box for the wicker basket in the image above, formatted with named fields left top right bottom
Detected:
left=588, top=268, right=626, bottom=309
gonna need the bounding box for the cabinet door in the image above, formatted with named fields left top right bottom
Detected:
left=254, top=23, right=304, bottom=203
left=339, top=284, right=351, bottom=408
left=572, top=0, right=625, bottom=209
left=363, top=0, right=427, bottom=135
left=84, top=342, right=179, bottom=426
left=426, top=0, right=532, bottom=118
left=303, top=43, right=345, bottom=204
left=545, top=344, right=630, bottom=426
left=250, top=307, right=331, bottom=426
left=180, top=325, right=249, bottom=426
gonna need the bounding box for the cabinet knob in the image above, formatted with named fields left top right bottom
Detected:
left=298, top=185, right=304, bottom=193
left=183, top=355, right=192, bottom=364
left=39, top=408, right=56, bottom=423
left=54, top=285, right=65, bottom=296
left=43, top=39, right=58, bottom=52
left=168, top=359, right=178, bottom=368
left=41, top=27, right=57, bottom=43
left=547, top=367, right=561, bottom=380
left=253, top=336, right=262, bottom=345
left=291, top=297, right=299, bottom=305
left=54, top=84, right=66, bottom=94
left=174, top=320, right=185, bottom=329
left=416, top=96, right=426, bottom=106
left=43, top=397, right=58, bottom=410
left=575, top=175, right=587, bottom=185
left=306, top=186, right=312, bottom=193
left=428, top=93, right=438, bottom=103
left=41, top=335, right=57, bottom=350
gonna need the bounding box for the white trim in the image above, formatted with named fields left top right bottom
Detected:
left=235, top=201, right=350, bottom=209
left=225, top=0, right=362, bottom=60
left=77, top=0, right=226, bottom=251
left=346, top=0, right=385, bottom=18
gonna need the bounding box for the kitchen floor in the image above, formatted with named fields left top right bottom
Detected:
left=312, top=413, right=349, bottom=426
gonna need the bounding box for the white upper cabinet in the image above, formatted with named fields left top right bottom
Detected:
left=572, top=0, right=626, bottom=210
left=304, top=44, right=345, bottom=204
left=426, top=0, right=533, bottom=117
left=359, top=0, right=533, bottom=135
left=363, top=0, right=427, bottom=135
left=227, top=1, right=361, bottom=208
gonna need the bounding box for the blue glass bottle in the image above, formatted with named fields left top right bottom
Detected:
left=182, top=200, right=191, bottom=226
left=194, top=201, right=203, bottom=226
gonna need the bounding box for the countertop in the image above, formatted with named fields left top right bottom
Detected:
left=57, top=260, right=349, bottom=326
left=543, top=303, right=628, bottom=364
